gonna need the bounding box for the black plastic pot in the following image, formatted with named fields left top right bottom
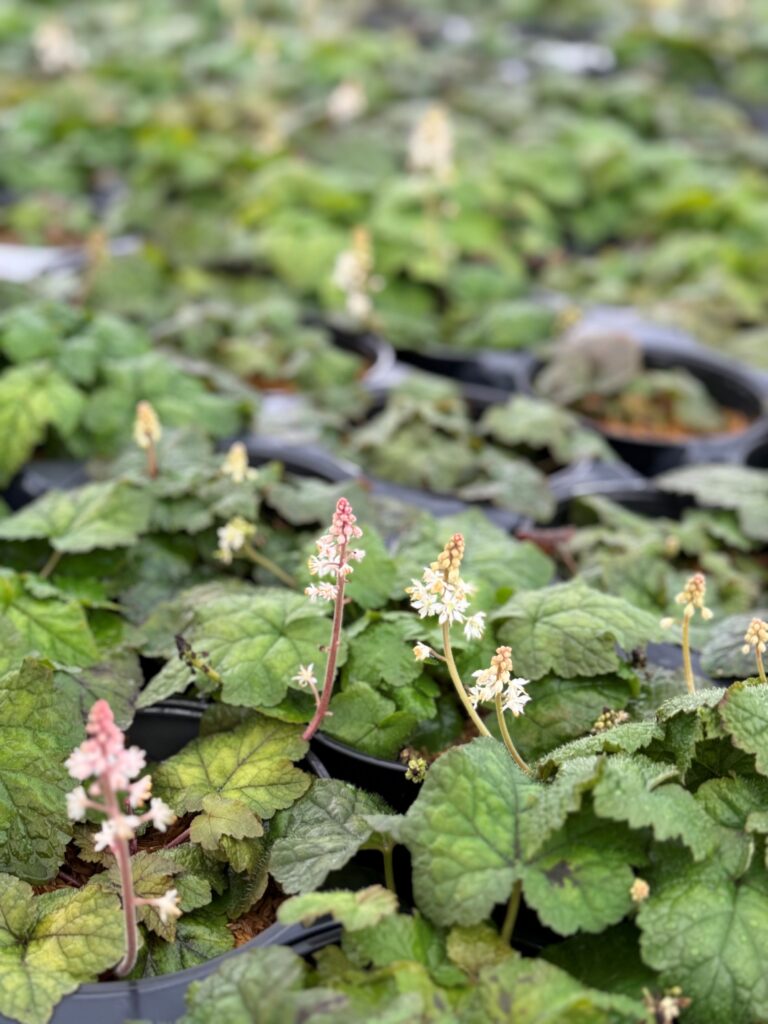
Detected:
left=30, top=918, right=342, bottom=1024
left=395, top=345, right=524, bottom=403
left=0, top=701, right=336, bottom=1024
left=242, top=437, right=362, bottom=485
left=518, top=325, right=768, bottom=476
left=311, top=732, right=416, bottom=813
left=324, top=322, right=399, bottom=394
left=2, top=458, right=89, bottom=511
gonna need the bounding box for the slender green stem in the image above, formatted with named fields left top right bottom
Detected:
left=40, top=548, right=63, bottom=580
left=500, top=880, right=522, bottom=946
left=147, top=439, right=158, bottom=480
left=494, top=694, right=530, bottom=773
left=441, top=623, right=492, bottom=738
left=382, top=842, right=396, bottom=895
left=757, top=650, right=767, bottom=685
left=681, top=611, right=696, bottom=695
left=243, top=542, right=296, bottom=589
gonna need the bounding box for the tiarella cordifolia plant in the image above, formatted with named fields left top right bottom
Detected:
left=214, top=514, right=296, bottom=587
left=65, top=700, right=179, bottom=977
left=661, top=571, right=713, bottom=694
left=742, top=617, right=768, bottom=683
left=407, top=533, right=531, bottom=771
left=133, top=400, right=162, bottom=479
left=297, top=497, right=365, bottom=740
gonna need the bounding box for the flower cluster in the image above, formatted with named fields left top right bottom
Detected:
left=591, top=708, right=630, bottom=733
left=406, top=533, right=484, bottom=637
left=467, top=646, right=531, bottom=717
left=332, top=226, right=375, bottom=320
left=742, top=617, right=768, bottom=656
left=220, top=441, right=258, bottom=484
left=65, top=701, right=180, bottom=924
left=132, top=400, right=162, bottom=450
left=326, top=80, right=367, bottom=124
left=215, top=516, right=256, bottom=564
left=408, top=105, right=454, bottom=180
left=661, top=572, right=713, bottom=627
left=34, top=19, right=88, bottom=74
left=304, top=498, right=365, bottom=603
left=630, top=877, right=650, bottom=903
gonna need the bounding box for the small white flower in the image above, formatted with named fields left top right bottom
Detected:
left=463, top=612, right=486, bottom=641
left=408, top=105, right=454, bottom=180
left=216, top=517, right=255, bottom=562
left=347, top=291, right=372, bottom=320
left=153, top=888, right=182, bottom=924
left=468, top=667, right=504, bottom=706
left=326, top=80, right=367, bottom=124
left=128, top=775, right=153, bottom=809
left=66, top=786, right=89, bottom=822
left=93, top=814, right=140, bottom=852
left=221, top=442, right=257, bottom=484
left=407, top=579, right=440, bottom=618
left=660, top=617, right=676, bottom=630
left=502, top=679, right=531, bottom=718
left=293, top=664, right=318, bottom=689
left=435, top=585, right=468, bottom=626
left=413, top=642, right=432, bottom=662
left=348, top=549, right=366, bottom=563
left=305, top=582, right=338, bottom=603
left=147, top=798, right=175, bottom=832
left=34, top=19, right=88, bottom=74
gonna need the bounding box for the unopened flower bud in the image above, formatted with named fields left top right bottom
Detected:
left=133, top=401, right=162, bottom=450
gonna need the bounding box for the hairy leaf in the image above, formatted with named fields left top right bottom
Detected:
left=278, top=885, right=397, bottom=931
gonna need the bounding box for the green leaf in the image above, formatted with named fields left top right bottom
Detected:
left=495, top=581, right=664, bottom=679
left=324, top=682, right=417, bottom=760
left=0, top=570, right=99, bottom=667
left=345, top=616, right=424, bottom=690
left=53, top=652, right=143, bottom=731
left=719, top=681, right=768, bottom=774
left=0, top=875, right=123, bottom=1024
left=657, top=465, right=768, bottom=542
left=278, top=886, right=398, bottom=932
left=168, top=590, right=332, bottom=708
left=461, top=957, right=648, bottom=1024
left=270, top=780, right=390, bottom=894
left=153, top=714, right=310, bottom=822
left=344, top=912, right=466, bottom=987
left=0, top=363, right=84, bottom=486
left=143, top=904, right=234, bottom=977
left=538, top=722, right=663, bottom=772
left=0, top=483, right=153, bottom=553
left=0, top=660, right=76, bottom=882
left=179, top=945, right=317, bottom=1024
left=544, top=922, right=658, bottom=999
left=638, top=862, right=768, bottom=1024
left=592, top=754, right=718, bottom=860
left=480, top=395, right=617, bottom=465
left=445, top=923, right=513, bottom=977
left=343, top=526, right=398, bottom=610
left=189, top=795, right=264, bottom=852
left=521, top=809, right=639, bottom=936
left=399, top=738, right=541, bottom=926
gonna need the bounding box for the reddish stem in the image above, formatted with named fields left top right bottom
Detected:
left=302, top=540, right=348, bottom=741
left=147, top=440, right=158, bottom=480
left=164, top=826, right=191, bottom=850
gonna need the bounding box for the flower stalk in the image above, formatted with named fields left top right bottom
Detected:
left=133, top=401, right=161, bottom=480
left=742, top=618, right=768, bottom=684
left=660, top=572, right=713, bottom=696
left=300, top=498, right=365, bottom=741
left=65, top=700, right=180, bottom=977
left=408, top=534, right=531, bottom=768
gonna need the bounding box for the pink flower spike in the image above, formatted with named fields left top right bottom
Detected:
left=329, top=497, right=363, bottom=542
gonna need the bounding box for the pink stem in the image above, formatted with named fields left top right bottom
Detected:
left=302, top=540, right=348, bottom=741
left=101, top=775, right=139, bottom=978
left=164, top=826, right=191, bottom=850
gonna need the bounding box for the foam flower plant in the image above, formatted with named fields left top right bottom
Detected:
left=65, top=699, right=179, bottom=977
left=297, top=497, right=365, bottom=740
left=406, top=533, right=530, bottom=771
left=661, top=571, right=713, bottom=694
